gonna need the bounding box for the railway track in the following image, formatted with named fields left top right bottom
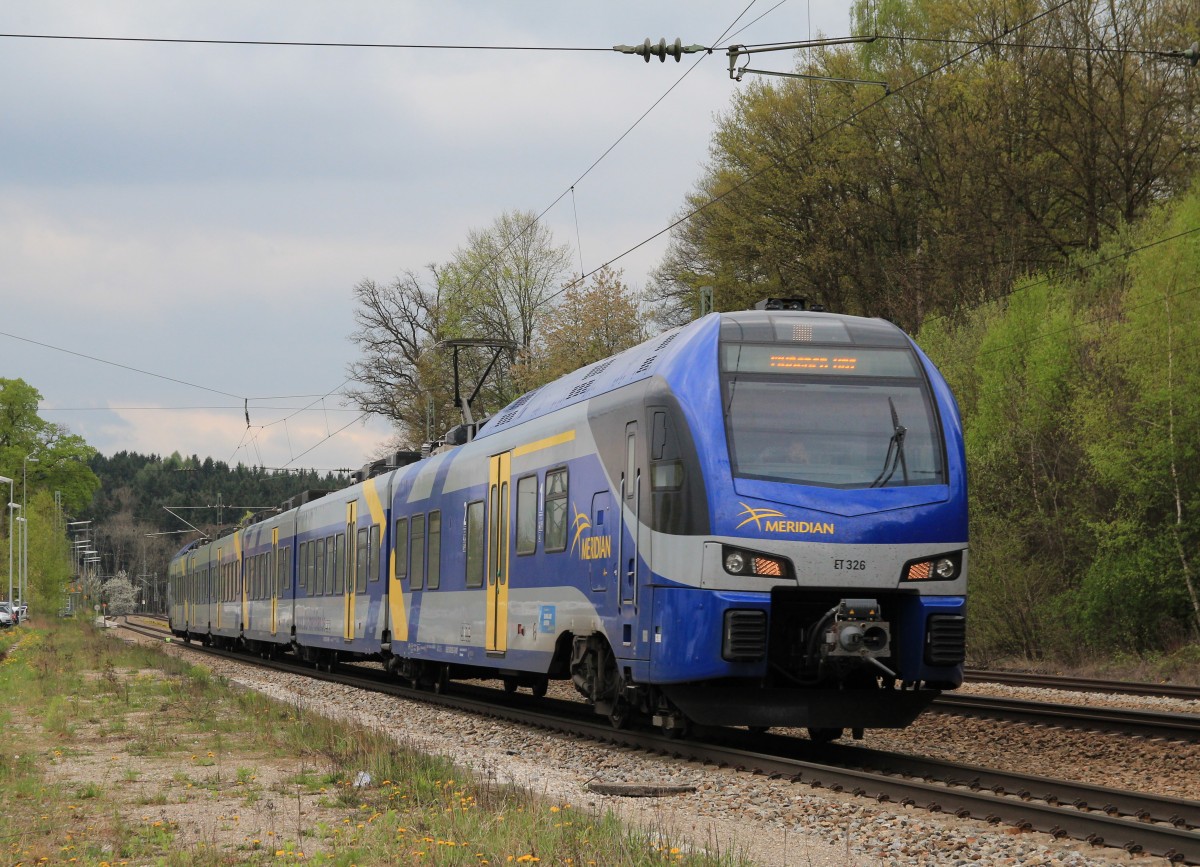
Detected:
left=932, top=693, right=1200, bottom=742
left=116, top=619, right=1200, bottom=863
left=965, top=669, right=1200, bottom=702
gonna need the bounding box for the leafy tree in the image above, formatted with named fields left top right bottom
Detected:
left=346, top=211, right=576, bottom=446
left=0, top=378, right=100, bottom=513
left=514, top=267, right=647, bottom=390
left=650, top=0, right=1197, bottom=330
left=102, top=572, right=139, bottom=616
left=1076, top=189, right=1200, bottom=645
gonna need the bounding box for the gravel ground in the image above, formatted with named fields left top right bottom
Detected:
left=127, top=631, right=1193, bottom=867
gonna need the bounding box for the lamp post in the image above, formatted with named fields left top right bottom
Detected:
left=21, top=454, right=38, bottom=607
left=0, top=476, right=13, bottom=605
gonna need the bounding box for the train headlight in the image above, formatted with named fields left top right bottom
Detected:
left=903, top=553, right=962, bottom=581
left=722, top=546, right=789, bottom=578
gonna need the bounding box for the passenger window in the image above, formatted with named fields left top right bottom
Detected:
left=356, top=527, right=369, bottom=593
left=515, top=475, right=537, bottom=555
left=300, top=542, right=310, bottom=595
left=428, top=511, right=441, bottom=590
left=410, top=514, right=426, bottom=590
left=368, top=524, right=381, bottom=582
left=465, top=500, right=484, bottom=588
left=314, top=538, right=326, bottom=596
left=545, top=468, right=568, bottom=552
left=395, top=518, right=409, bottom=581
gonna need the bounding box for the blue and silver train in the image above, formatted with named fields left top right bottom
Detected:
left=169, top=305, right=968, bottom=738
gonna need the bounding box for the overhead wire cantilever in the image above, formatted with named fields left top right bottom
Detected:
left=727, top=36, right=888, bottom=90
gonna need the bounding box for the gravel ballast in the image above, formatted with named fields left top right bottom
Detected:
left=130, top=632, right=1192, bottom=867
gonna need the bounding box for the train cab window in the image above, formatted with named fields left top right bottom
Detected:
left=355, top=528, right=369, bottom=593
left=515, top=475, right=537, bottom=555
left=545, top=468, right=568, bottom=552
left=314, top=538, right=326, bottom=596
left=410, top=514, right=426, bottom=590
left=368, top=525, right=381, bottom=582
left=465, top=500, right=484, bottom=588
left=395, top=518, right=409, bottom=582
left=427, top=511, right=441, bottom=590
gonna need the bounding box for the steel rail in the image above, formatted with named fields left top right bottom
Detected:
left=966, top=670, right=1200, bottom=701
left=754, top=736, right=1200, bottom=831
left=933, top=693, right=1200, bottom=742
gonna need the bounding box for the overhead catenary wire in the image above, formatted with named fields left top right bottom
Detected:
left=0, top=33, right=611, bottom=51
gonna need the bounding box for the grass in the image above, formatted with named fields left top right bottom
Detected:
left=0, top=617, right=751, bottom=866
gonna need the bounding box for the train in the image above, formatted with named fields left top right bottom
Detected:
left=168, top=302, right=968, bottom=739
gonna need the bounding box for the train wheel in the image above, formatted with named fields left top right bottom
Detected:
left=807, top=727, right=843, bottom=744
left=502, top=676, right=518, bottom=694
left=431, top=665, right=449, bottom=694
left=608, top=698, right=630, bottom=730
left=531, top=676, right=549, bottom=698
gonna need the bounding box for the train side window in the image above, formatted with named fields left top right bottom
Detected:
left=395, top=518, right=409, bottom=582
left=334, top=533, right=346, bottom=595
left=355, top=527, right=369, bottom=593
left=515, top=475, right=537, bottom=555
left=368, top=524, right=381, bottom=582
left=427, top=510, right=441, bottom=590
left=625, top=429, right=637, bottom=499
left=465, top=500, right=484, bottom=588
left=410, top=513, right=426, bottom=591
left=545, top=468, right=568, bottom=552
left=314, top=538, right=326, bottom=596
left=302, top=540, right=312, bottom=595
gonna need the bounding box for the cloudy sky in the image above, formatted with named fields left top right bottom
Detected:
left=1, top=0, right=851, bottom=474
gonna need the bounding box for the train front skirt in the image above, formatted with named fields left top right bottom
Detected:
left=661, top=683, right=939, bottom=729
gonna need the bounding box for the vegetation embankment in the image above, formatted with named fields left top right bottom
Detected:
left=0, top=617, right=746, bottom=866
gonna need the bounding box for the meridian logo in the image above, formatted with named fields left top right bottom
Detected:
left=735, top=503, right=785, bottom=531
left=570, top=506, right=591, bottom=554
left=571, top=505, right=613, bottom=560
left=736, top=503, right=835, bottom=536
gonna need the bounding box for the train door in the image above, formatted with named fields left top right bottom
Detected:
left=344, top=501, right=357, bottom=641
left=619, top=421, right=648, bottom=659
left=270, top=528, right=279, bottom=636
left=186, top=553, right=195, bottom=629
left=486, top=451, right=512, bottom=654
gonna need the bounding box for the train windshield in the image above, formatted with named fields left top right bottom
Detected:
left=721, top=343, right=945, bottom=489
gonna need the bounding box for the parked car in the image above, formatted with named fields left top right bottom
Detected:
left=0, top=603, right=13, bottom=628
left=14, top=604, right=27, bottom=623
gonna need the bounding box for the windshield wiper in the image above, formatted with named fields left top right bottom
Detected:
left=870, top=397, right=909, bottom=488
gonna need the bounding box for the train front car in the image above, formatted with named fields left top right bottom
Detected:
left=597, top=309, right=967, bottom=737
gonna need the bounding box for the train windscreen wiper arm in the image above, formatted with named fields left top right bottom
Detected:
left=870, top=397, right=908, bottom=488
